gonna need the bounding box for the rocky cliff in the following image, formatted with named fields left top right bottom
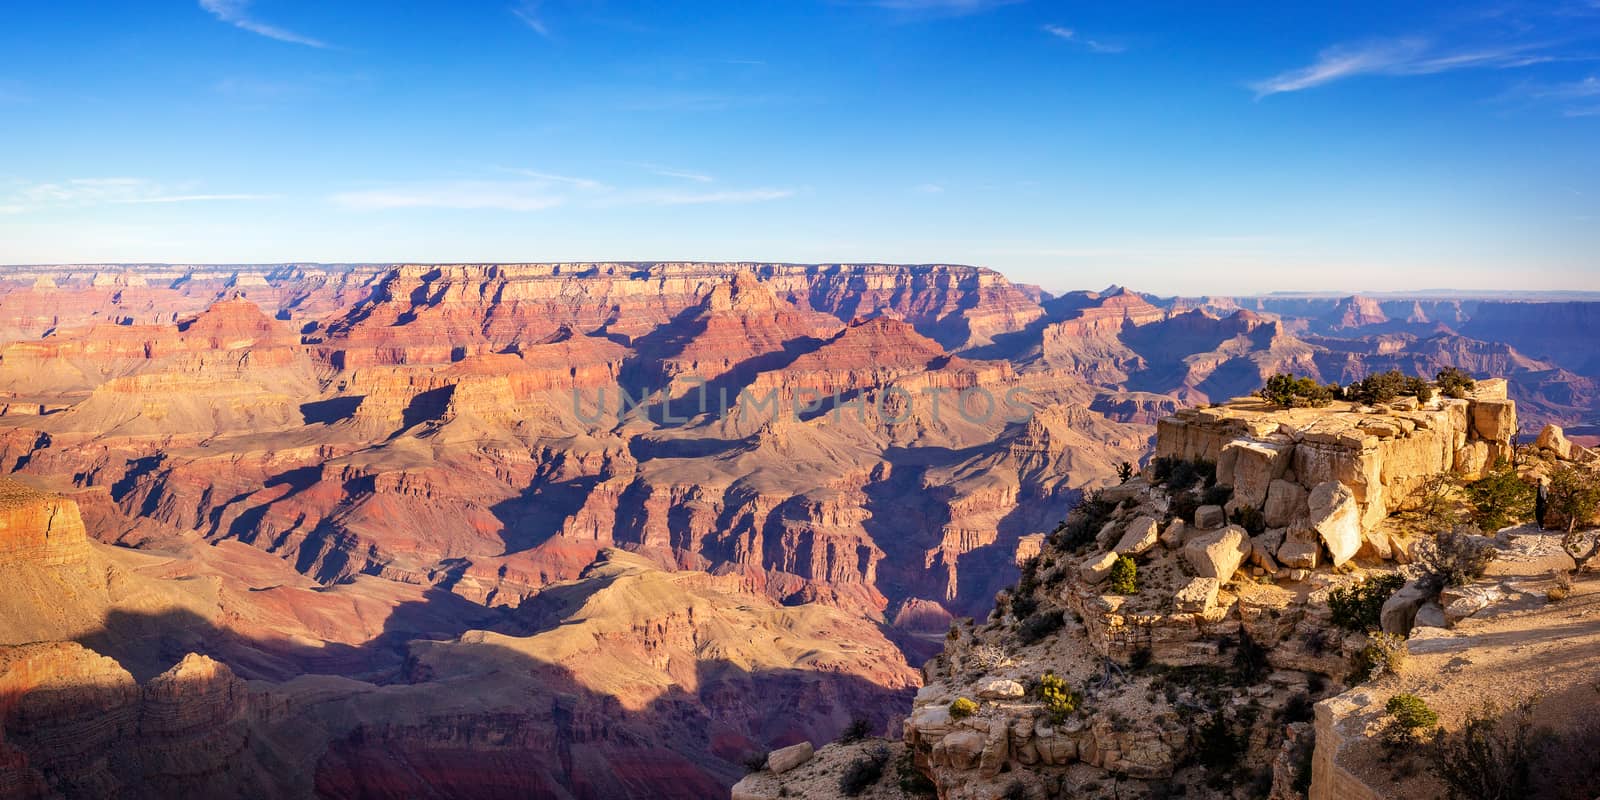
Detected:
left=739, top=382, right=1599, bottom=800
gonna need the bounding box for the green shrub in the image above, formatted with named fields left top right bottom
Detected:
left=1258, top=373, right=1334, bottom=408
left=1109, top=556, right=1138, bottom=595
left=896, top=750, right=938, bottom=796
left=1017, top=609, right=1065, bottom=645
left=1415, top=525, right=1495, bottom=589
left=1052, top=490, right=1118, bottom=552
left=1431, top=701, right=1539, bottom=800
left=1328, top=573, right=1407, bottom=632
left=1117, top=461, right=1134, bottom=484
left=1036, top=671, right=1080, bottom=723
left=838, top=716, right=873, bottom=743
left=1384, top=693, right=1439, bottom=746
left=1353, top=631, right=1408, bottom=682
left=1346, top=369, right=1434, bottom=405
left=1465, top=460, right=1534, bottom=531
left=1548, top=463, right=1600, bottom=536
left=1436, top=367, right=1476, bottom=399
left=839, top=745, right=890, bottom=796
left=1230, top=504, right=1266, bottom=535
left=1149, top=456, right=1216, bottom=492
left=948, top=697, right=978, bottom=719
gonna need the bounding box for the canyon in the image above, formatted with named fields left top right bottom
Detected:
left=0, top=263, right=1597, bottom=798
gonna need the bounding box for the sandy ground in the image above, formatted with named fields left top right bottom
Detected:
left=1334, top=532, right=1600, bottom=796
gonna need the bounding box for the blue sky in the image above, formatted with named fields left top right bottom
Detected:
left=1, top=1, right=1597, bottom=294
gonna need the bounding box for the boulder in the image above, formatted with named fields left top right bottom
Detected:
left=1262, top=479, right=1309, bottom=529
left=766, top=741, right=814, bottom=774
left=1250, top=531, right=1283, bottom=573
left=1221, top=439, right=1292, bottom=509
left=1115, top=516, right=1161, bottom=556
left=1307, top=481, right=1362, bottom=566
left=1453, top=440, right=1491, bottom=480
left=1471, top=399, right=1516, bottom=443
left=1276, top=527, right=1320, bottom=570
left=1441, top=584, right=1505, bottom=625
left=1174, top=576, right=1221, bottom=613
left=1159, top=519, right=1187, bottom=549
left=979, top=718, right=1009, bottom=777
left=1379, top=579, right=1430, bottom=636
left=1183, top=525, right=1251, bottom=582
left=1414, top=602, right=1446, bottom=629
left=1536, top=424, right=1574, bottom=460
left=1080, top=551, right=1118, bottom=584
left=976, top=679, right=1025, bottom=700
left=1195, top=505, right=1226, bottom=530
left=939, top=730, right=987, bottom=770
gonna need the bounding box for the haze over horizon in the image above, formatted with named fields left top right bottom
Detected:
left=3, top=0, right=1598, bottom=294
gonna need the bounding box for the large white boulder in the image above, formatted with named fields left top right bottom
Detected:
left=1114, top=516, right=1161, bottom=556
left=1307, top=481, right=1362, bottom=567
left=1183, top=525, right=1251, bottom=582
left=1536, top=424, right=1573, bottom=460
left=766, top=741, right=814, bottom=774
left=1262, top=479, right=1309, bottom=529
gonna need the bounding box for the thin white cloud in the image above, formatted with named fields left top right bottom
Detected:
left=0, top=178, right=276, bottom=214
left=330, top=172, right=791, bottom=212
left=858, top=0, right=1021, bottom=18
left=1251, top=38, right=1554, bottom=97
left=199, top=0, right=328, bottom=48
left=1042, top=24, right=1124, bottom=54
left=511, top=1, right=550, bottom=37
left=606, top=188, right=793, bottom=206
left=331, top=181, right=567, bottom=211
left=914, top=183, right=945, bottom=194
left=624, top=162, right=715, bottom=183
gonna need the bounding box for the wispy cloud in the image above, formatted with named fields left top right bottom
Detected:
left=0, top=178, right=276, bottom=214
left=511, top=1, right=550, bottom=37
left=854, top=0, right=1021, bottom=19
left=200, top=0, right=327, bottom=48
left=913, top=183, right=944, bottom=194
left=624, top=162, right=715, bottom=183
left=330, top=171, right=791, bottom=212
left=1251, top=37, right=1557, bottom=97
left=1041, top=24, right=1124, bottom=54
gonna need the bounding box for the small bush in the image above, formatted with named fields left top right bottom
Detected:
left=1383, top=693, right=1439, bottom=746
left=896, top=750, right=938, bottom=796
left=1548, top=463, right=1600, bottom=535
left=1117, top=461, right=1134, bottom=483
left=1431, top=701, right=1539, bottom=800
left=1415, top=525, right=1495, bottom=589
left=1437, top=367, right=1476, bottom=399
left=1231, top=630, right=1270, bottom=686
left=1109, top=556, right=1138, bottom=594
left=948, top=697, right=978, bottom=718
left=742, top=750, right=769, bottom=773
left=1017, top=609, right=1065, bottom=645
left=1257, top=373, right=1334, bottom=408
left=1353, top=631, right=1408, bottom=682
left=1036, top=671, right=1080, bottom=724
left=1052, top=490, right=1118, bottom=553
left=1346, top=369, right=1434, bottom=406
left=1532, top=718, right=1600, bottom=800
left=1001, top=781, right=1027, bottom=800
left=839, top=716, right=873, bottom=744
left=839, top=745, right=890, bottom=796
left=1202, top=483, right=1233, bottom=507
left=1149, top=456, right=1216, bottom=493
left=1464, top=460, right=1534, bottom=531
left=1230, top=504, right=1266, bottom=535
left=1328, top=573, right=1407, bottom=632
